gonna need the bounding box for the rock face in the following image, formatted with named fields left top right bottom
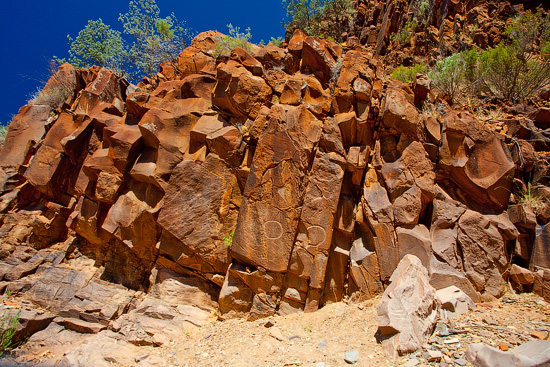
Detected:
left=0, top=9, right=547, bottom=356
left=377, top=255, right=439, bottom=357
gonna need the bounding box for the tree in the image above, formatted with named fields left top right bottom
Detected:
left=282, top=0, right=352, bottom=42
left=119, top=0, right=193, bottom=78
left=58, top=19, right=126, bottom=75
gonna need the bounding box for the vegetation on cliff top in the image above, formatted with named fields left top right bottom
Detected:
left=56, top=0, right=193, bottom=80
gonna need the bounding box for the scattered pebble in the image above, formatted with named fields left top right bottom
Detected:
left=454, top=358, right=468, bottom=366
left=344, top=350, right=359, bottom=364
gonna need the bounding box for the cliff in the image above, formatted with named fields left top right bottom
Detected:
left=0, top=0, right=550, bottom=364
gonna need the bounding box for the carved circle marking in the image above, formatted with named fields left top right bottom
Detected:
left=307, top=225, right=327, bottom=246
left=264, top=221, right=283, bottom=240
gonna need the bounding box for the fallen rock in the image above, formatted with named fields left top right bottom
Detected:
left=377, top=254, right=439, bottom=357
left=466, top=340, right=550, bottom=367
left=436, top=286, right=475, bottom=318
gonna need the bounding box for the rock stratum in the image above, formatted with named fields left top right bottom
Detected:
left=1, top=0, right=550, bottom=364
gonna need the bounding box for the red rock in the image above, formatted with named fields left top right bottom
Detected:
left=509, top=264, right=534, bottom=286
left=230, top=47, right=264, bottom=77
left=24, top=113, right=83, bottom=198
left=73, top=68, right=125, bottom=115
left=439, top=110, right=514, bottom=211
left=528, top=107, right=550, bottom=130
left=301, top=37, right=342, bottom=84
left=334, top=51, right=378, bottom=114
left=212, top=60, right=272, bottom=119
left=381, top=81, right=423, bottom=139
left=157, top=159, right=234, bottom=273
left=138, top=98, right=210, bottom=176
left=0, top=105, right=51, bottom=168
left=230, top=105, right=322, bottom=273
left=378, top=255, right=439, bottom=357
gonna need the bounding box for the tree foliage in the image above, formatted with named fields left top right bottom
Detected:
left=59, top=19, right=126, bottom=74
left=282, top=0, right=353, bottom=42
left=119, top=0, right=192, bottom=78
left=57, top=0, right=193, bottom=80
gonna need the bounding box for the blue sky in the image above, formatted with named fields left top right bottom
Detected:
left=0, top=1, right=286, bottom=124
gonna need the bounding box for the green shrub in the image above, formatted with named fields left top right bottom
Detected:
left=391, top=21, right=418, bottom=45
left=282, top=0, right=353, bottom=42
left=474, top=11, right=550, bottom=102
left=429, top=53, right=465, bottom=104
left=28, top=85, right=72, bottom=109
left=270, top=36, right=284, bottom=47
left=0, top=309, right=20, bottom=354
left=0, top=124, right=9, bottom=149
left=223, top=231, right=234, bottom=247
left=390, top=64, right=426, bottom=83
left=214, top=24, right=253, bottom=58
left=57, top=0, right=193, bottom=79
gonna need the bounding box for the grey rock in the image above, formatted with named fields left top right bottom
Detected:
left=377, top=255, right=439, bottom=357
left=467, top=340, right=550, bottom=367
left=454, top=358, right=468, bottom=366
left=344, top=350, right=359, bottom=364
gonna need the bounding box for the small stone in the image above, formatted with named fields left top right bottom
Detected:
left=269, top=327, right=285, bottom=341
left=454, top=358, right=468, bottom=366
left=136, top=354, right=150, bottom=362
left=318, top=340, right=327, bottom=348
left=316, top=363, right=326, bottom=367
left=264, top=320, right=275, bottom=328
left=403, top=359, right=419, bottom=367
left=443, top=337, right=459, bottom=344
left=425, top=350, right=442, bottom=362
left=288, top=335, right=300, bottom=340
left=436, top=322, right=450, bottom=337
left=498, top=344, right=509, bottom=351
left=344, top=350, right=359, bottom=364
left=483, top=317, right=498, bottom=326
left=531, top=331, right=548, bottom=340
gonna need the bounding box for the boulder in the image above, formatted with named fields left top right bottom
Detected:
left=436, top=285, right=475, bottom=318
left=0, top=105, right=51, bottom=168
left=157, top=159, right=234, bottom=273
left=377, top=254, right=439, bottom=357
left=439, top=111, right=514, bottom=211
left=381, top=81, right=423, bottom=139
left=138, top=98, right=210, bottom=176
left=229, top=105, right=322, bottom=273
left=212, top=60, right=272, bottom=119
left=466, top=340, right=550, bottom=367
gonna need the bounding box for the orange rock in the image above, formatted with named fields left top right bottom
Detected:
left=498, top=344, right=509, bottom=351
left=531, top=331, right=548, bottom=340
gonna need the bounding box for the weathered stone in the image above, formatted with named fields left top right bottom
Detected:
left=458, top=210, right=508, bottom=298
left=436, top=286, right=475, bottom=318
left=138, top=98, right=210, bottom=176
left=0, top=105, right=51, bottom=168
left=381, top=81, right=422, bottom=139
left=377, top=255, right=439, bottom=357
left=212, top=60, right=272, bottom=119
left=230, top=105, right=322, bottom=273
left=509, top=264, right=534, bottom=286
left=466, top=340, right=550, bottom=367
left=532, top=223, right=550, bottom=270
left=231, top=47, right=264, bottom=76
left=157, top=159, right=233, bottom=273
left=301, top=37, right=341, bottom=85
left=396, top=225, right=431, bottom=268
left=439, top=111, right=514, bottom=211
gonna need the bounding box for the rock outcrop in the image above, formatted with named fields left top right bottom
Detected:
left=1, top=0, right=549, bottom=359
